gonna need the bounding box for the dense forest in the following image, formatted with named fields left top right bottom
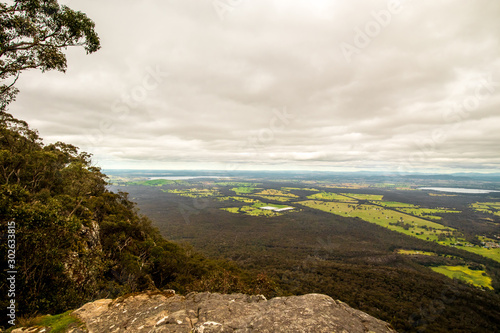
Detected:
left=118, top=183, right=500, bottom=332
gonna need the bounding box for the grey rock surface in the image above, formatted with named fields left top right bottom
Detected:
left=69, top=291, right=397, bottom=333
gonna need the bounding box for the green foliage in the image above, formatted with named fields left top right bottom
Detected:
left=0, top=0, right=100, bottom=106
left=0, top=113, right=267, bottom=329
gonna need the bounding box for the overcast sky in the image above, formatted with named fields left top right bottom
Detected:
left=8, top=0, right=500, bottom=173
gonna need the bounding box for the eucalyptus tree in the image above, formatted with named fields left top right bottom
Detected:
left=0, top=0, right=100, bottom=109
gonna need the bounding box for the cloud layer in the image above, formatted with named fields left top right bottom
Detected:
left=8, top=0, right=500, bottom=172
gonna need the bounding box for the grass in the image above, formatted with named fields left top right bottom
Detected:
left=221, top=207, right=240, bottom=214
left=398, top=249, right=437, bottom=256
left=299, top=200, right=448, bottom=230
left=341, top=193, right=384, bottom=201
left=430, top=265, right=493, bottom=290
left=230, top=186, right=261, bottom=195
left=252, top=189, right=299, bottom=202
left=221, top=205, right=277, bottom=217
left=252, top=202, right=292, bottom=209
left=220, top=201, right=294, bottom=217
left=254, top=195, right=295, bottom=202
left=281, top=187, right=319, bottom=192
left=471, top=202, right=500, bottom=217
left=10, top=311, right=85, bottom=333
left=162, top=188, right=220, bottom=198
left=216, top=196, right=260, bottom=203
left=397, top=208, right=461, bottom=220
left=306, top=192, right=356, bottom=202
left=452, top=245, right=500, bottom=263
left=254, top=189, right=299, bottom=197
left=375, top=201, right=420, bottom=208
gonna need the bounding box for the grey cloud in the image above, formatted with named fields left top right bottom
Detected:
left=6, top=0, right=500, bottom=172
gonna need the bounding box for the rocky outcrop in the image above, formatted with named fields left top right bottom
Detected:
left=14, top=291, right=397, bottom=332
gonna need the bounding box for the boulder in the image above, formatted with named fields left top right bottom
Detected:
left=69, top=291, right=396, bottom=333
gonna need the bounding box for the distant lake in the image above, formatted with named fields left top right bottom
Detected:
left=419, top=187, right=500, bottom=194
left=148, top=176, right=230, bottom=180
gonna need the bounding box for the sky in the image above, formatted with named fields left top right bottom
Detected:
left=7, top=0, right=500, bottom=173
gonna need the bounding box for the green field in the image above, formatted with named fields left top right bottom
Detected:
left=306, top=192, right=356, bottom=202
left=255, top=189, right=299, bottom=197
left=376, top=201, right=419, bottom=208
left=398, top=249, right=437, bottom=256
left=397, top=208, right=461, bottom=220
left=298, top=200, right=500, bottom=263
left=298, top=200, right=449, bottom=235
left=431, top=265, right=493, bottom=290
left=452, top=245, right=500, bottom=263
left=221, top=201, right=294, bottom=217
left=162, top=188, right=220, bottom=198
left=254, top=195, right=295, bottom=202
left=230, top=186, right=261, bottom=195
left=282, top=187, right=319, bottom=192
left=252, top=202, right=292, bottom=209
left=341, top=193, right=384, bottom=201
left=215, top=196, right=260, bottom=203
left=252, top=189, right=299, bottom=202
left=471, top=202, right=500, bottom=217
left=221, top=205, right=279, bottom=217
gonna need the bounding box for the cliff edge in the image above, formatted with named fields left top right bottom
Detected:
left=13, top=291, right=396, bottom=332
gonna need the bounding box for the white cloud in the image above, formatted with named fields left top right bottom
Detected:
left=6, top=0, right=500, bottom=172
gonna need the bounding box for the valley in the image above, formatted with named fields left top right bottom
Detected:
left=107, top=170, right=500, bottom=332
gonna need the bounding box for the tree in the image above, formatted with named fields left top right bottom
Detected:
left=0, top=0, right=100, bottom=108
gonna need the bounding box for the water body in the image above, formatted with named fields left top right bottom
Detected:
left=419, top=187, right=500, bottom=194
left=148, top=176, right=230, bottom=180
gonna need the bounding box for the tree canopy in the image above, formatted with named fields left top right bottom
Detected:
left=0, top=0, right=100, bottom=108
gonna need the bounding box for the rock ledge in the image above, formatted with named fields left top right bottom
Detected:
left=15, top=291, right=397, bottom=332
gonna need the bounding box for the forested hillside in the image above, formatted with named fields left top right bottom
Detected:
left=0, top=112, right=274, bottom=329
left=117, top=182, right=500, bottom=332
